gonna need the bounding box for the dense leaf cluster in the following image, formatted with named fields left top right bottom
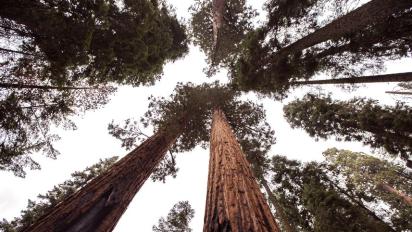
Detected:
left=267, top=154, right=398, bottom=232
left=0, top=0, right=189, bottom=86
left=284, top=93, right=412, bottom=167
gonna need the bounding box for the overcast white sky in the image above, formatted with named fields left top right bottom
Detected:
left=0, top=1, right=411, bottom=231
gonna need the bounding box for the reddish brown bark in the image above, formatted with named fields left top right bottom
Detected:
left=203, top=109, right=280, bottom=232
left=23, top=130, right=179, bottom=232
left=291, top=72, right=412, bottom=85
left=377, top=183, right=412, bottom=207
left=273, top=0, right=412, bottom=62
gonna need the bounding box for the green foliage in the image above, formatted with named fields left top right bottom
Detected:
left=324, top=148, right=412, bottom=231
left=0, top=156, right=118, bottom=232
left=268, top=155, right=394, bottom=232
left=109, top=82, right=275, bottom=182
left=0, top=84, right=115, bottom=177
left=0, top=0, right=189, bottom=86
left=152, top=201, right=195, bottom=232
left=302, top=179, right=387, bottom=232
left=189, top=0, right=257, bottom=76
left=284, top=93, right=412, bottom=167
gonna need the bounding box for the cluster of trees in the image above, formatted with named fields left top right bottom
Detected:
left=1, top=0, right=412, bottom=231
left=264, top=149, right=412, bottom=232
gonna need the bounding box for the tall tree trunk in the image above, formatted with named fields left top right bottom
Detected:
left=0, top=82, right=93, bottom=90
left=386, top=91, right=412, bottom=96
left=273, top=0, right=412, bottom=62
left=212, top=0, right=225, bottom=53
left=203, top=109, right=280, bottom=232
left=261, top=179, right=294, bottom=232
left=291, top=72, right=412, bottom=85
left=377, top=183, right=412, bottom=207
left=23, top=130, right=181, bottom=232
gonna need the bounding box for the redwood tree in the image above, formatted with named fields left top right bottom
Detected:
left=204, top=109, right=280, bottom=231
left=230, top=0, right=412, bottom=98
left=22, top=129, right=182, bottom=232
left=0, top=157, right=118, bottom=232
left=23, top=83, right=275, bottom=231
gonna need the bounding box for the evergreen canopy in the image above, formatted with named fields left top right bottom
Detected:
left=0, top=0, right=189, bottom=86
left=284, top=93, right=412, bottom=168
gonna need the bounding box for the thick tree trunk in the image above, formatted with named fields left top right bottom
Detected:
left=377, top=183, right=412, bottom=207
left=273, top=0, right=412, bottom=62
left=23, top=130, right=180, bottom=232
left=291, top=72, right=412, bottom=85
left=386, top=91, right=412, bottom=96
left=203, top=109, right=280, bottom=232
left=261, top=179, right=294, bottom=232
left=0, top=82, right=93, bottom=90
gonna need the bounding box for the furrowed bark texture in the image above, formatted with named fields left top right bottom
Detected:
left=291, top=72, right=412, bottom=85
left=23, top=130, right=179, bottom=232
left=274, top=0, right=412, bottom=62
left=203, top=109, right=280, bottom=232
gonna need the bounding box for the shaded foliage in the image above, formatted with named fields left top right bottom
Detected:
left=324, top=148, right=412, bottom=231
left=0, top=0, right=189, bottom=86
left=284, top=93, right=412, bottom=167
left=152, top=201, right=195, bottom=232
left=0, top=156, right=118, bottom=232
left=267, top=155, right=395, bottom=232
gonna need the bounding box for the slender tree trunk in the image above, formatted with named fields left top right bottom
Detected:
left=261, top=179, right=294, bottom=232
left=386, top=91, right=412, bottom=96
left=377, top=183, right=412, bottom=207
left=325, top=178, right=396, bottom=231
left=0, top=47, right=34, bottom=56
left=0, top=82, right=93, bottom=90
left=273, top=0, right=412, bottom=62
left=212, top=0, right=225, bottom=53
left=23, top=130, right=181, bottom=232
left=203, top=109, right=280, bottom=232
left=291, top=72, right=412, bottom=85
